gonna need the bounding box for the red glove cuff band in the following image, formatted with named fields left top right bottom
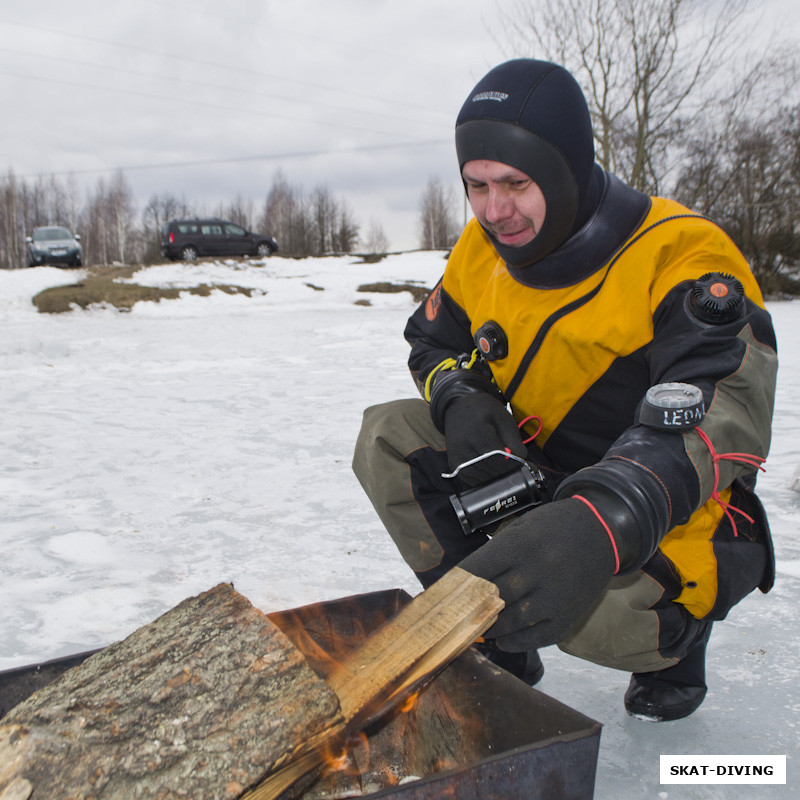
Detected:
left=572, top=494, right=620, bottom=575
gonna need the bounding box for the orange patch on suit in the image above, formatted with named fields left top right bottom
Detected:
left=425, top=282, right=443, bottom=321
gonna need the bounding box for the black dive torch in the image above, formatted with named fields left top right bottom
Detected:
left=443, top=451, right=547, bottom=536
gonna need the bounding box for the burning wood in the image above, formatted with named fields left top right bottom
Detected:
left=0, top=569, right=503, bottom=800
left=243, top=567, right=503, bottom=799
left=287, top=672, right=489, bottom=800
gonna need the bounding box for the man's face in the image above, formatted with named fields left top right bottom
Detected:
left=462, top=159, right=546, bottom=248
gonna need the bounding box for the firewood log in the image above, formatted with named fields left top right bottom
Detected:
left=0, top=584, right=343, bottom=800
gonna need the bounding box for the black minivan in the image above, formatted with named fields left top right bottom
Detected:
left=161, top=219, right=278, bottom=262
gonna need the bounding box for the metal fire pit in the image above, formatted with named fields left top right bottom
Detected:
left=270, top=589, right=602, bottom=800
left=0, top=589, right=601, bottom=799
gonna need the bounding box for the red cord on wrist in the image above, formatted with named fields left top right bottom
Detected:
left=572, top=494, right=620, bottom=575
left=518, top=415, right=543, bottom=445
left=504, top=415, right=544, bottom=458
left=694, top=428, right=766, bottom=537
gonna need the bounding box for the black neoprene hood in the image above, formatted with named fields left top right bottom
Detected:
left=456, top=59, right=596, bottom=267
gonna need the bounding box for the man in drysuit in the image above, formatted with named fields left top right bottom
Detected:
left=353, top=59, right=777, bottom=721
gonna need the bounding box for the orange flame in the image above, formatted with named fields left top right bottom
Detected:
left=399, top=691, right=420, bottom=715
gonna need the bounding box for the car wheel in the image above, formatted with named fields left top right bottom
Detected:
left=181, top=245, right=199, bottom=262
left=256, top=242, right=273, bottom=258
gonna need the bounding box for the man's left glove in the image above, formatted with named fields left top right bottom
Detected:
left=459, top=498, right=619, bottom=652
left=429, top=368, right=526, bottom=488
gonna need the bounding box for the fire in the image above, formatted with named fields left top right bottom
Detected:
left=399, top=691, right=420, bottom=715
left=297, top=688, right=425, bottom=798
left=265, top=591, right=493, bottom=799
left=324, top=747, right=352, bottom=773
left=318, top=731, right=370, bottom=776
left=298, top=675, right=486, bottom=798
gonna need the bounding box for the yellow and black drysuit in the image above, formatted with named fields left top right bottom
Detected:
left=354, top=171, right=777, bottom=672
left=354, top=57, right=778, bottom=676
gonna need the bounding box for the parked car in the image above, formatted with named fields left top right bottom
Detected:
left=160, top=219, right=278, bottom=262
left=25, top=226, right=83, bottom=268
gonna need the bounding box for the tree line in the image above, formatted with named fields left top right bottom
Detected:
left=3, top=0, right=799, bottom=295
left=0, top=168, right=385, bottom=269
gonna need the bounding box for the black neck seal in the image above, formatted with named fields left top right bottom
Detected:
left=508, top=171, right=651, bottom=288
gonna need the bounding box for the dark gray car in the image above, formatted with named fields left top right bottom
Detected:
left=26, top=226, right=83, bottom=268
left=160, top=218, right=278, bottom=262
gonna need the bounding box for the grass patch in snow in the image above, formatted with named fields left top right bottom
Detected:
left=357, top=281, right=431, bottom=303
left=32, top=265, right=255, bottom=313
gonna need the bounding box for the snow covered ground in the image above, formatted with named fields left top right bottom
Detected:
left=1, top=254, right=797, bottom=798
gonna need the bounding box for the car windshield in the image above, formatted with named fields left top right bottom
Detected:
left=33, top=228, right=72, bottom=241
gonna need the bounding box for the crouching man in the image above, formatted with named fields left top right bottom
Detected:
left=353, top=59, right=777, bottom=722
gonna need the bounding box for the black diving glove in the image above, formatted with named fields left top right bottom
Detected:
left=459, top=498, right=619, bottom=652
left=443, top=392, right=527, bottom=487
left=430, top=369, right=526, bottom=488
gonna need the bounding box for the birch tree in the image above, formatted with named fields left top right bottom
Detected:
left=418, top=176, right=460, bottom=250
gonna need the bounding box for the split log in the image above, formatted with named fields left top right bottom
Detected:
left=0, top=584, right=343, bottom=800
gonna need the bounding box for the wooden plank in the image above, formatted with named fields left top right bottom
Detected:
left=329, top=566, right=503, bottom=725
left=0, top=584, right=343, bottom=800
left=245, top=567, right=503, bottom=800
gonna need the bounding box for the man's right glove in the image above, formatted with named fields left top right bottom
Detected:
left=429, top=369, right=526, bottom=488
left=459, top=497, right=621, bottom=652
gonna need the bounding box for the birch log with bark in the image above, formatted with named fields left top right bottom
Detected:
left=0, top=584, right=343, bottom=800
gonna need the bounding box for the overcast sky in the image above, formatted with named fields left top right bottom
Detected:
left=2, top=0, right=797, bottom=250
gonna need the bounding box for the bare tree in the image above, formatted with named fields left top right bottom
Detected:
left=2, top=172, right=144, bottom=268
left=82, top=177, right=109, bottom=265
left=80, top=171, right=138, bottom=265
left=61, top=174, right=82, bottom=236
left=218, top=194, right=257, bottom=230
left=262, top=170, right=308, bottom=256
left=0, top=170, right=94, bottom=268
left=418, top=177, right=460, bottom=250
left=332, top=200, right=360, bottom=254
left=675, top=105, right=800, bottom=294
left=496, top=0, right=754, bottom=193
left=141, top=192, right=193, bottom=263
left=0, top=170, right=22, bottom=268
left=1, top=166, right=369, bottom=268
left=262, top=171, right=361, bottom=256
left=107, top=171, right=136, bottom=264
left=363, top=217, right=390, bottom=253
left=310, top=184, right=337, bottom=254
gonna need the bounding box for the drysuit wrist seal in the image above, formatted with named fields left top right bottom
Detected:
left=429, top=368, right=506, bottom=433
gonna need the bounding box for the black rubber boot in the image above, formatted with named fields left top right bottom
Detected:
left=475, top=639, right=544, bottom=685
left=624, top=627, right=710, bottom=722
